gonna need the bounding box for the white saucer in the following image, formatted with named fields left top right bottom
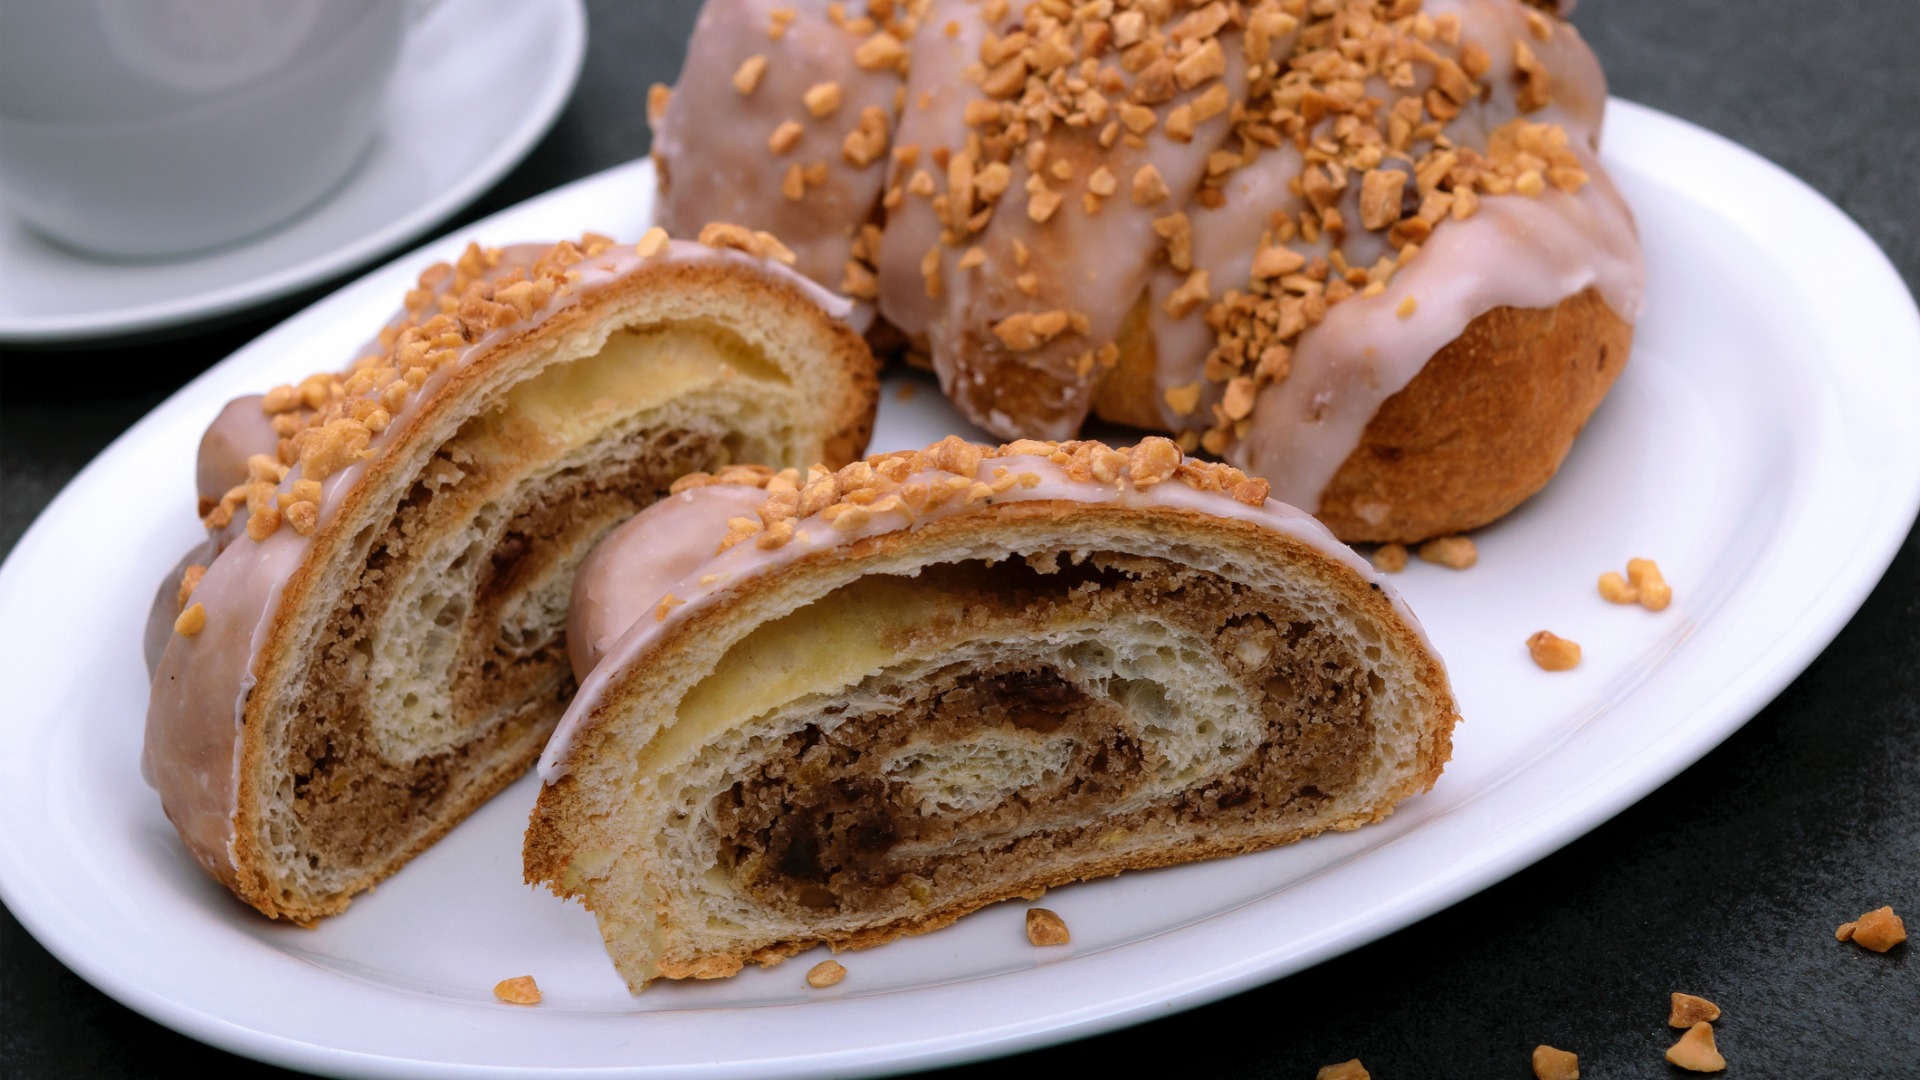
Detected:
left=0, top=0, right=585, bottom=346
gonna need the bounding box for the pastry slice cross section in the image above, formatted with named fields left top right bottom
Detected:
left=526, top=436, right=1459, bottom=990
left=146, top=231, right=878, bottom=923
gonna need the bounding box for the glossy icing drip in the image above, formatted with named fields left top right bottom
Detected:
left=1154, top=0, right=1644, bottom=507
left=143, top=238, right=844, bottom=875
left=541, top=446, right=1430, bottom=781
left=655, top=0, right=904, bottom=291
left=656, top=0, right=1645, bottom=509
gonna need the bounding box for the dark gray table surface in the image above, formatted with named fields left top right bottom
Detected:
left=3, top=1, right=1915, bottom=1076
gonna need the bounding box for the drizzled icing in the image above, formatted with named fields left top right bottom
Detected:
left=656, top=0, right=1645, bottom=511
left=655, top=0, right=904, bottom=293
left=540, top=438, right=1430, bottom=781
left=144, top=237, right=843, bottom=877
left=1156, top=0, right=1642, bottom=507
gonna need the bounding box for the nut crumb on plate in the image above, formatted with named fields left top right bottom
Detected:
left=1666, top=1021, right=1725, bottom=1072
left=1597, top=570, right=1637, bottom=604
left=1025, top=907, right=1070, bottom=946
left=805, top=959, right=847, bottom=988
left=1527, top=630, right=1580, bottom=671
left=493, top=976, right=541, bottom=1005
left=1532, top=1044, right=1579, bottom=1080
left=1372, top=543, right=1408, bottom=573
left=1418, top=535, right=1477, bottom=569
left=1626, top=557, right=1671, bottom=611
left=1836, top=905, right=1906, bottom=952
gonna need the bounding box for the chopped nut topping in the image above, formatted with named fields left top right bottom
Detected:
left=1527, top=630, right=1581, bottom=671
left=1531, top=1046, right=1578, bottom=1080
left=732, top=54, right=768, bottom=96
left=1626, top=558, right=1671, bottom=611
left=1836, top=906, right=1907, bottom=952
left=1419, top=535, right=1477, bottom=569
left=803, top=81, right=842, bottom=117
left=1165, top=268, right=1211, bottom=319
left=493, top=976, right=541, bottom=1005
left=1669, top=993, right=1722, bottom=1028
left=854, top=31, right=907, bottom=72
left=176, top=564, right=207, bottom=610
left=1025, top=907, right=1070, bottom=946
left=1316, top=1061, right=1370, bottom=1080
left=174, top=603, right=207, bottom=637
left=1597, top=570, right=1637, bottom=605
left=768, top=120, right=804, bottom=155
left=1132, top=164, right=1171, bottom=205
left=805, top=959, right=847, bottom=988
left=1666, top=1021, right=1725, bottom=1073
left=1372, top=543, right=1409, bottom=573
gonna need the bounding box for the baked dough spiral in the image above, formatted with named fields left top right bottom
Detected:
left=526, top=436, right=1457, bottom=989
left=145, top=229, right=878, bottom=922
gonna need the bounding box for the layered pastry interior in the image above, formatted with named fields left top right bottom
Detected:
left=528, top=438, right=1456, bottom=988
left=146, top=230, right=876, bottom=920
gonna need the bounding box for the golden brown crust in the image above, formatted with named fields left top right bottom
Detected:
left=225, top=260, right=878, bottom=923
left=1085, top=288, right=1630, bottom=544
left=524, top=495, right=1456, bottom=984
left=1315, top=287, right=1631, bottom=543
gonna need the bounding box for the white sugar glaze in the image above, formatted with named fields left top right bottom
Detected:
left=540, top=450, right=1431, bottom=781
left=657, top=0, right=1646, bottom=510
left=143, top=239, right=844, bottom=876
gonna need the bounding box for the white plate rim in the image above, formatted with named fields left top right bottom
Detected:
left=1, top=98, right=1917, bottom=1078
left=0, top=0, right=587, bottom=345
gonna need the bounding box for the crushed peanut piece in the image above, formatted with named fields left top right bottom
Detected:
left=1372, top=543, right=1409, bottom=573
left=1597, top=571, right=1638, bottom=605
left=1419, top=535, right=1478, bottom=569
left=1316, top=1061, right=1370, bottom=1080
left=1531, top=1045, right=1579, bottom=1080
left=768, top=120, right=804, bottom=155
left=805, top=959, right=847, bottom=988
left=1025, top=907, right=1070, bottom=946
left=1527, top=630, right=1581, bottom=671
left=1666, top=1021, right=1725, bottom=1072
left=731, top=54, right=767, bottom=96
left=1626, top=558, right=1671, bottom=611
left=803, top=81, right=842, bottom=117
left=1836, top=906, right=1906, bottom=952
left=174, top=603, right=207, bottom=637
left=176, top=565, right=207, bottom=610
left=1669, top=993, right=1721, bottom=1028
left=654, top=594, right=685, bottom=622
left=493, top=976, right=541, bottom=1005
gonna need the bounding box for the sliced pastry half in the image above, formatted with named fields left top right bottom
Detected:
left=146, top=227, right=878, bottom=922
left=526, top=436, right=1459, bottom=990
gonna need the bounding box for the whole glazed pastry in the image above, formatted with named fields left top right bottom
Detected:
left=145, top=227, right=878, bottom=922
left=526, top=435, right=1459, bottom=990
left=651, top=0, right=1645, bottom=542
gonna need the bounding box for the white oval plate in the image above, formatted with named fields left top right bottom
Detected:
left=0, top=0, right=585, bottom=345
left=1, top=101, right=1916, bottom=1078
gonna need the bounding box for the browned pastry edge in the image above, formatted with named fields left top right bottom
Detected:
left=524, top=500, right=1457, bottom=981
left=1314, top=287, right=1631, bottom=543
left=220, top=261, right=879, bottom=923
left=1083, top=287, right=1630, bottom=544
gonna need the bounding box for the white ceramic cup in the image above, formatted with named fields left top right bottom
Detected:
left=0, top=0, right=410, bottom=259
